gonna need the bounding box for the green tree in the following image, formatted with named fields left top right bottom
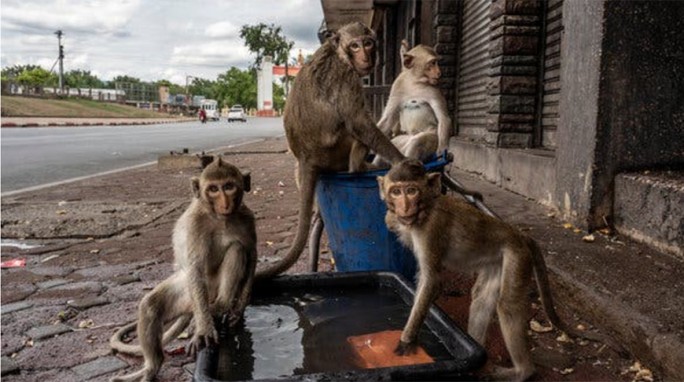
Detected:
left=188, top=77, right=215, bottom=99
left=110, top=75, right=142, bottom=88
left=240, top=23, right=294, bottom=93
left=16, top=67, right=57, bottom=87
left=2, top=65, right=42, bottom=80
left=64, top=69, right=104, bottom=88
left=215, top=67, right=257, bottom=110
left=273, top=81, right=286, bottom=112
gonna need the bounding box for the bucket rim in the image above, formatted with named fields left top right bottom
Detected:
left=319, top=151, right=451, bottom=180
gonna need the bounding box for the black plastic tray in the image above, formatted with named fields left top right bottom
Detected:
left=194, top=271, right=486, bottom=381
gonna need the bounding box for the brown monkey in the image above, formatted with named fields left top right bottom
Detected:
left=110, top=157, right=257, bottom=382
left=256, top=22, right=405, bottom=279
left=377, top=160, right=596, bottom=382
left=373, top=42, right=451, bottom=166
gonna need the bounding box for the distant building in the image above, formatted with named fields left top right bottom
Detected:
left=256, top=51, right=304, bottom=117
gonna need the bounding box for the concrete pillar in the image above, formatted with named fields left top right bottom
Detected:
left=257, top=56, right=274, bottom=116
left=486, top=0, right=542, bottom=148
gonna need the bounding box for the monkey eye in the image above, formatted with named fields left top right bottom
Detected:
left=363, top=39, right=374, bottom=48
left=406, top=187, right=419, bottom=196
left=223, top=183, right=236, bottom=192
left=208, top=185, right=219, bottom=193
left=350, top=42, right=361, bottom=51
left=390, top=187, right=402, bottom=196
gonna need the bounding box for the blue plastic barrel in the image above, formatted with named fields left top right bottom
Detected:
left=315, top=154, right=450, bottom=281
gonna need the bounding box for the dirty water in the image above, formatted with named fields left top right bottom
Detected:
left=214, top=287, right=452, bottom=381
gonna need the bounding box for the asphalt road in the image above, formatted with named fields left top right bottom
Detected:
left=0, top=117, right=285, bottom=193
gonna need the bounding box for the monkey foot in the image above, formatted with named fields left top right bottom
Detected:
left=486, top=365, right=536, bottom=382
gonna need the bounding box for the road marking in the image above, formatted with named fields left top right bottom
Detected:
left=1, top=138, right=275, bottom=197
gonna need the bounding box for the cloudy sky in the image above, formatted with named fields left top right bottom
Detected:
left=1, top=0, right=325, bottom=85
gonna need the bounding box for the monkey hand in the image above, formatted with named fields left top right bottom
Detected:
left=226, top=310, right=244, bottom=327
left=186, top=322, right=218, bottom=358
left=394, top=339, right=418, bottom=356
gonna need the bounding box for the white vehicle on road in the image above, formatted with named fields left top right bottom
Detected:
left=200, top=99, right=220, bottom=121
left=227, top=105, right=247, bottom=122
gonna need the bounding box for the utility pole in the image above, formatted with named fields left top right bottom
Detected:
left=185, top=75, right=196, bottom=105
left=55, top=30, right=64, bottom=94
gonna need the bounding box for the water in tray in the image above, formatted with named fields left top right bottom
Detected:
left=215, top=285, right=453, bottom=381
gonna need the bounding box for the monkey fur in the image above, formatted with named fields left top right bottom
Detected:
left=256, top=22, right=405, bottom=279
left=110, top=157, right=257, bottom=382
left=377, top=160, right=616, bottom=381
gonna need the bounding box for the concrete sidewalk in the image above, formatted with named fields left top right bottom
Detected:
left=1, top=136, right=681, bottom=381
left=1, top=116, right=195, bottom=127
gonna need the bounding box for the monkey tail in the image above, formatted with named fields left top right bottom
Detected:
left=528, top=238, right=567, bottom=331
left=109, top=315, right=192, bottom=356
left=109, top=321, right=141, bottom=355
left=110, top=367, right=147, bottom=382
left=256, top=166, right=318, bottom=280
left=529, top=238, right=628, bottom=356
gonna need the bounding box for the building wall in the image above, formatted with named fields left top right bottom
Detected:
left=446, top=0, right=683, bottom=231
left=368, top=0, right=682, bottom=233
left=590, top=1, right=684, bottom=227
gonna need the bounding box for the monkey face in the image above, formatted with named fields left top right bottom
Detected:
left=348, top=37, right=376, bottom=75
left=378, top=160, right=442, bottom=227
left=204, top=180, right=241, bottom=217
left=424, top=59, right=441, bottom=85
left=334, top=22, right=377, bottom=76
left=193, top=157, right=245, bottom=218
left=403, top=45, right=441, bottom=85
left=385, top=181, right=424, bottom=226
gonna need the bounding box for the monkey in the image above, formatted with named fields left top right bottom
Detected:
left=377, top=160, right=611, bottom=382
left=109, top=157, right=257, bottom=382
left=255, top=21, right=405, bottom=279
left=372, top=42, right=451, bottom=166
left=372, top=98, right=439, bottom=167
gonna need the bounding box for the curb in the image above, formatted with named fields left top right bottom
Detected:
left=1, top=119, right=194, bottom=128
left=551, top=265, right=684, bottom=379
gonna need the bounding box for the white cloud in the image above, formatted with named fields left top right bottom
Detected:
left=2, top=0, right=142, bottom=35
left=1, top=0, right=325, bottom=85
left=205, top=21, right=240, bottom=39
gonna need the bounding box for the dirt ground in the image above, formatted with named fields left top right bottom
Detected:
left=1, top=136, right=669, bottom=381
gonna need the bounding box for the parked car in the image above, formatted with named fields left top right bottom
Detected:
left=227, top=105, right=247, bottom=122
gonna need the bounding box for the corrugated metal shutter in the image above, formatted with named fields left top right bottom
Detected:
left=540, top=0, right=563, bottom=149
left=456, top=0, right=491, bottom=140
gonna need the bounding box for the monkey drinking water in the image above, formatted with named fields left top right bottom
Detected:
left=377, top=160, right=599, bottom=381
left=256, top=22, right=405, bottom=279
left=110, top=157, right=257, bottom=382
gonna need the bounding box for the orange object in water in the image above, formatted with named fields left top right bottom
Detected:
left=347, top=330, right=434, bottom=369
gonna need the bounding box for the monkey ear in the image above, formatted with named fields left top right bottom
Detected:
left=427, top=172, right=441, bottom=194
left=200, top=155, right=214, bottom=169
left=191, top=177, right=201, bottom=198
left=331, top=32, right=341, bottom=48
left=366, top=26, right=377, bottom=40
left=403, top=53, right=415, bottom=69
left=242, top=171, right=251, bottom=192
left=377, top=176, right=386, bottom=200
